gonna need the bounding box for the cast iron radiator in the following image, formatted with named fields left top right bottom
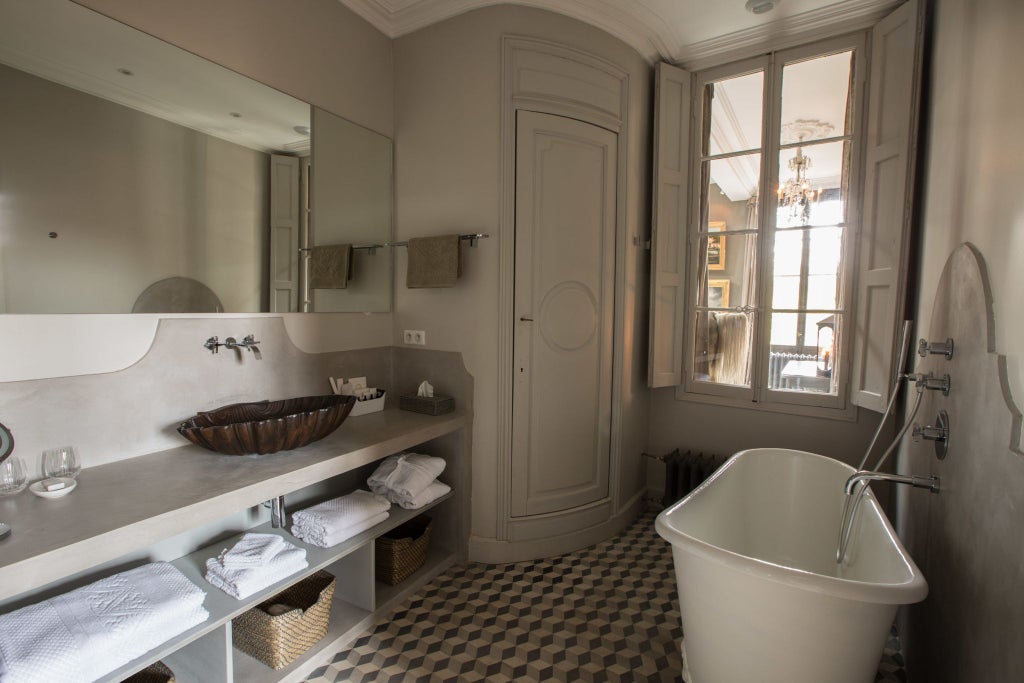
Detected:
left=645, top=448, right=726, bottom=508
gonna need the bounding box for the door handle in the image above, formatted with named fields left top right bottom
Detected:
left=519, top=316, right=534, bottom=322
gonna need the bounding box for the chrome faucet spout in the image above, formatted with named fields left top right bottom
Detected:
left=843, top=470, right=940, bottom=495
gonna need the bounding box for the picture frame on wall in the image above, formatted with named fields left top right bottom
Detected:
left=708, top=279, right=730, bottom=309
left=707, top=220, right=726, bottom=270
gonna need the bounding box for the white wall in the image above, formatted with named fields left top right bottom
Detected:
left=0, top=0, right=398, bottom=382
left=392, top=5, right=652, bottom=542
left=899, top=0, right=1024, bottom=678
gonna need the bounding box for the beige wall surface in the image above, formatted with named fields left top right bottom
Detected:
left=74, top=0, right=394, bottom=136
left=392, top=5, right=652, bottom=541
left=898, top=0, right=1024, bottom=679
left=0, top=0, right=397, bottom=381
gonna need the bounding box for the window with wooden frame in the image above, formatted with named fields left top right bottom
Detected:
left=648, top=0, right=924, bottom=418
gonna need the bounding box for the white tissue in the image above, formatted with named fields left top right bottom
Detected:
left=417, top=380, right=434, bottom=398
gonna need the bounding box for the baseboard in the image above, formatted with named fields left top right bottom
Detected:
left=469, top=490, right=647, bottom=564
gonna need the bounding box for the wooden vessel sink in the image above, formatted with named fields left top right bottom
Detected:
left=177, top=394, right=356, bottom=455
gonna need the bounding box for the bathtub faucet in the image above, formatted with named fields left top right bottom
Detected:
left=843, top=471, right=940, bottom=495
left=837, top=471, right=939, bottom=564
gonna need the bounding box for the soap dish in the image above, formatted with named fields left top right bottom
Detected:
left=29, top=477, right=76, bottom=499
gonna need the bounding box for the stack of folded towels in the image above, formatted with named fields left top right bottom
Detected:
left=368, top=453, right=451, bottom=509
left=290, top=489, right=390, bottom=548
left=204, top=533, right=308, bottom=600
left=0, top=562, right=208, bottom=683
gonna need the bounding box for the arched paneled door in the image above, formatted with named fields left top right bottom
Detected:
left=511, top=110, right=617, bottom=517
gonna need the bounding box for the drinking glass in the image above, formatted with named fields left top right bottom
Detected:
left=0, top=458, right=28, bottom=495
left=43, top=446, right=81, bottom=480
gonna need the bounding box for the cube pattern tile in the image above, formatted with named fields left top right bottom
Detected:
left=306, top=512, right=907, bottom=682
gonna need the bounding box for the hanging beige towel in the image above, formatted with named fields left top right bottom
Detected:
left=309, top=244, right=352, bottom=289
left=406, top=235, right=463, bottom=288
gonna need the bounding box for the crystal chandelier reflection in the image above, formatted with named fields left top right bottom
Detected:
left=777, top=136, right=820, bottom=224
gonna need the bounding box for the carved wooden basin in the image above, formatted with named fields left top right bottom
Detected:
left=177, top=394, right=356, bottom=455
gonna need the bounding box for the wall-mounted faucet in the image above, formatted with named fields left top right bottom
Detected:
left=904, top=371, right=951, bottom=395
left=203, top=334, right=262, bottom=359
left=919, top=337, right=954, bottom=359
left=914, top=409, right=950, bottom=459
left=843, top=471, right=941, bottom=496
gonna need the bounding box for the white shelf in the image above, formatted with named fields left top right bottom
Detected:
left=0, top=408, right=467, bottom=602
left=94, top=491, right=456, bottom=683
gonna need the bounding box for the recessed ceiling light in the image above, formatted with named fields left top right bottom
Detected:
left=116, top=68, right=133, bottom=76
left=745, top=0, right=777, bottom=14
left=229, top=112, right=242, bottom=118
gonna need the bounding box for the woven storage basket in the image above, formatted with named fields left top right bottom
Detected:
left=375, top=516, right=432, bottom=585
left=123, top=660, right=175, bottom=683
left=232, top=570, right=335, bottom=670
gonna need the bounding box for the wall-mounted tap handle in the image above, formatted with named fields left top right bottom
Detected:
left=913, top=410, right=951, bottom=460
left=204, top=336, right=220, bottom=354
left=919, top=337, right=954, bottom=359
left=907, top=372, right=951, bottom=395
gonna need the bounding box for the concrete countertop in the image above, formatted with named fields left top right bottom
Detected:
left=0, top=409, right=467, bottom=602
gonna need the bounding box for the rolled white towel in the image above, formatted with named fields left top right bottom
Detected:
left=387, top=480, right=452, bottom=510
left=205, top=543, right=308, bottom=600
left=0, top=562, right=208, bottom=683
left=218, top=532, right=287, bottom=569
left=368, top=454, right=446, bottom=500
left=290, top=490, right=389, bottom=539
left=291, top=510, right=389, bottom=548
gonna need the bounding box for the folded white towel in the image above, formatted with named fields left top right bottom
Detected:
left=368, top=454, right=446, bottom=501
left=290, top=490, right=389, bottom=538
left=387, top=480, right=451, bottom=510
left=0, top=562, right=208, bottom=683
left=205, top=543, right=307, bottom=600
left=292, top=510, right=389, bottom=548
left=218, top=532, right=287, bottom=569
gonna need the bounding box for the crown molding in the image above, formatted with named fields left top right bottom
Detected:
left=673, top=0, right=901, bottom=68
left=341, top=0, right=900, bottom=67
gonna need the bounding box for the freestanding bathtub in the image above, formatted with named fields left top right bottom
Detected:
left=655, top=448, right=927, bottom=683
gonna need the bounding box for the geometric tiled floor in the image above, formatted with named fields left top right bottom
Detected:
left=306, top=511, right=907, bottom=682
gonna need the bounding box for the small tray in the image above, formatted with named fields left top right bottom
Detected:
left=399, top=395, right=454, bottom=416
left=349, top=391, right=386, bottom=417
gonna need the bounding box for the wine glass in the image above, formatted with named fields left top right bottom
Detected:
left=0, top=457, right=28, bottom=495
left=43, top=446, right=81, bottom=480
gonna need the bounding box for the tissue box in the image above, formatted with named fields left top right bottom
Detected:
left=399, top=394, right=454, bottom=416
left=349, top=390, right=386, bottom=416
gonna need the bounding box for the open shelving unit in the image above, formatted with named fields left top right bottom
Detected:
left=0, top=408, right=471, bottom=683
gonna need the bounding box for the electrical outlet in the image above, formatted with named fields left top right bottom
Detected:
left=403, top=330, right=426, bottom=345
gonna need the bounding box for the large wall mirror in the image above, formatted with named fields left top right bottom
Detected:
left=0, top=0, right=393, bottom=314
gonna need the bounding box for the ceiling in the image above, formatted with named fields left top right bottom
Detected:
left=338, top=0, right=901, bottom=64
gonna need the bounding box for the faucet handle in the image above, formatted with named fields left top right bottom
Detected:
left=913, top=410, right=950, bottom=460
left=204, top=336, right=220, bottom=354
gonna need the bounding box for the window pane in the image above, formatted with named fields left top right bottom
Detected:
left=780, top=51, right=853, bottom=143
left=708, top=71, right=764, bottom=156
left=806, top=275, right=838, bottom=310
left=808, top=226, right=843, bottom=274
left=692, top=311, right=753, bottom=387
left=767, top=312, right=839, bottom=395
left=696, top=232, right=757, bottom=309
left=773, top=275, right=800, bottom=309
left=769, top=312, right=798, bottom=347
left=773, top=230, right=803, bottom=280
left=776, top=140, right=850, bottom=228
left=705, top=154, right=761, bottom=231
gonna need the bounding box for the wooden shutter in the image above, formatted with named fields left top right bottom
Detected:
left=850, top=0, right=924, bottom=411
left=648, top=62, right=692, bottom=388
left=268, top=154, right=300, bottom=313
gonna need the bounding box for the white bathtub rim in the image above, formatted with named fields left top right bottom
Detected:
left=655, top=448, right=929, bottom=605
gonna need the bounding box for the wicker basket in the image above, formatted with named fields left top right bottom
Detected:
left=232, top=570, right=335, bottom=670
left=399, top=395, right=455, bottom=416
left=122, top=661, right=175, bottom=683
left=375, top=516, right=432, bottom=585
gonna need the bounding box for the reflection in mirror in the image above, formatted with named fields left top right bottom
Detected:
left=0, top=0, right=393, bottom=314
